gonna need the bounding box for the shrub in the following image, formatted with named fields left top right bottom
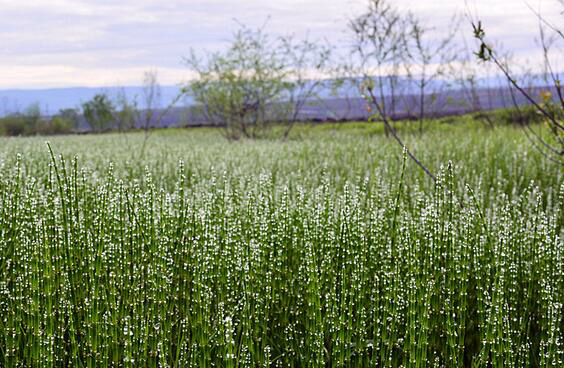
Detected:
left=0, top=115, right=27, bottom=136
left=0, top=106, right=77, bottom=136
left=495, top=105, right=544, bottom=125
left=186, top=25, right=330, bottom=140
left=82, top=93, right=116, bottom=132
left=35, top=116, right=74, bottom=135
left=473, top=105, right=544, bottom=127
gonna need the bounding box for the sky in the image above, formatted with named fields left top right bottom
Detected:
left=0, top=0, right=562, bottom=89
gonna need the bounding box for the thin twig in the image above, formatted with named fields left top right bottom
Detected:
left=489, top=55, right=563, bottom=131
left=525, top=1, right=564, bottom=40
left=366, top=86, right=436, bottom=181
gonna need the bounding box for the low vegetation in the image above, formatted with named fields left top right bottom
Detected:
left=0, top=122, right=561, bottom=366
left=0, top=106, right=76, bottom=137
left=0, top=0, right=561, bottom=366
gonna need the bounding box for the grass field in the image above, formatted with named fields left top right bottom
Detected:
left=0, top=121, right=562, bottom=367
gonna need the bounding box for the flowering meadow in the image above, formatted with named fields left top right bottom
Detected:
left=0, top=124, right=561, bottom=367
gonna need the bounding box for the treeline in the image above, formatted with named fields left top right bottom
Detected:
left=0, top=70, right=182, bottom=136
left=0, top=105, right=79, bottom=136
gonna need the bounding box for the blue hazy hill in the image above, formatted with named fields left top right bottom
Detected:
left=0, top=75, right=553, bottom=118
left=0, top=86, right=191, bottom=117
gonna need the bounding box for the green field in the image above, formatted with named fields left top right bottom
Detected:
left=0, top=122, right=562, bottom=367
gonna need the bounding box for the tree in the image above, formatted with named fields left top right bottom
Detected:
left=404, top=13, right=458, bottom=133
left=136, top=70, right=184, bottom=156
left=348, top=0, right=442, bottom=184
left=0, top=104, right=42, bottom=136
left=185, top=24, right=330, bottom=140
left=471, top=1, right=563, bottom=164
left=321, top=68, right=359, bottom=122
left=82, top=94, right=115, bottom=133
left=114, top=88, right=137, bottom=133
left=278, top=35, right=332, bottom=139
left=186, top=25, right=287, bottom=139
left=44, top=108, right=80, bottom=135
left=57, top=108, right=81, bottom=130
left=21, top=103, right=42, bottom=134
left=140, top=70, right=162, bottom=132
left=449, top=38, right=512, bottom=128
left=348, top=0, right=410, bottom=136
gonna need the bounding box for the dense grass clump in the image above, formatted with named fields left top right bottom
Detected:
left=0, top=124, right=562, bottom=366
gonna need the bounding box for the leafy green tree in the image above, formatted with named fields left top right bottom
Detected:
left=186, top=26, right=287, bottom=139
left=36, top=116, right=73, bottom=135
left=57, top=108, right=81, bottom=129
left=186, top=24, right=330, bottom=140
left=0, top=115, right=26, bottom=136
left=81, top=94, right=115, bottom=133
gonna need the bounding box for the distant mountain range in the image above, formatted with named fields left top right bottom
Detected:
left=0, top=75, right=556, bottom=118
left=0, top=86, right=192, bottom=117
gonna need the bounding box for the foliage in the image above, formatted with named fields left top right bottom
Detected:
left=0, top=125, right=561, bottom=366
left=81, top=93, right=116, bottom=133
left=186, top=26, right=289, bottom=139
left=0, top=115, right=27, bottom=136
left=57, top=108, right=81, bottom=129
left=186, top=25, right=330, bottom=140
left=35, top=116, right=74, bottom=135
left=0, top=105, right=75, bottom=136
left=475, top=105, right=545, bottom=126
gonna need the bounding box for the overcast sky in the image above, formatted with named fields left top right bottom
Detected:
left=0, top=0, right=562, bottom=89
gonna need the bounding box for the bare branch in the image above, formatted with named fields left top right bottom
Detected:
left=365, top=85, right=436, bottom=181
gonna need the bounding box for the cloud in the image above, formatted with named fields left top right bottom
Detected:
left=0, top=0, right=561, bottom=88
left=0, top=64, right=193, bottom=88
